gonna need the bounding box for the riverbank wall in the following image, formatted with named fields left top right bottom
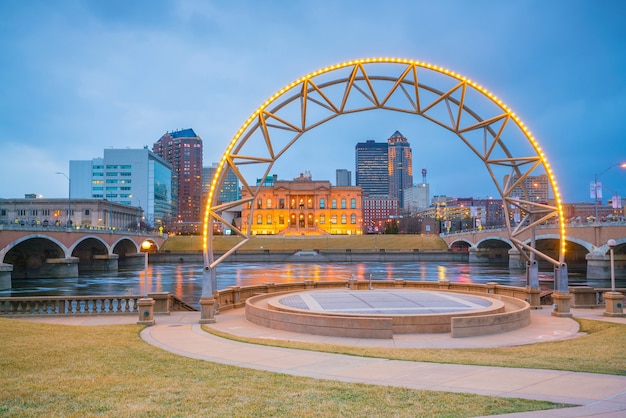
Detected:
left=151, top=250, right=469, bottom=264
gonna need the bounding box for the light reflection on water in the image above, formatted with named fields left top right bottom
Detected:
left=2, top=261, right=616, bottom=308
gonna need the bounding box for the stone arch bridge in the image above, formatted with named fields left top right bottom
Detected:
left=441, top=223, right=626, bottom=279
left=0, top=225, right=166, bottom=289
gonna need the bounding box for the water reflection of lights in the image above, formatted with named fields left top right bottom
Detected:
left=355, top=264, right=367, bottom=279
left=386, top=264, right=393, bottom=280
left=8, top=261, right=610, bottom=309
left=420, top=264, right=427, bottom=280
left=454, top=264, right=472, bottom=283
left=174, top=264, right=185, bottom=300
left=437, top=265, right=447, bottom=281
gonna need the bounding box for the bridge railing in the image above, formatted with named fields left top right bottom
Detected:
left=0, top=223, right=166, bottom=237
left=439, top=221, right=626, bottom=237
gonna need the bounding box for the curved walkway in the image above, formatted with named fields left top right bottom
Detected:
left=144, top=308, right=626, bottom=417
left=22, top=308, right=626, bottom=417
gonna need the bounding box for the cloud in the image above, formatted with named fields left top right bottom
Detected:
left=0, top=0, right=624, bottom=202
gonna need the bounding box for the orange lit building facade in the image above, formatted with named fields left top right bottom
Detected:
left=241, top=176, right=363, bottom=235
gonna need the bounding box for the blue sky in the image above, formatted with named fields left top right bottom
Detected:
left=1, top=0, right=625, bottom=203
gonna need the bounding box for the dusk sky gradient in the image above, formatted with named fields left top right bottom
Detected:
left=1, top=0, right=625, bottom=203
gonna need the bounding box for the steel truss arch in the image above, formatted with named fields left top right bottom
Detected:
left=202, top=57, right=568, bottom=297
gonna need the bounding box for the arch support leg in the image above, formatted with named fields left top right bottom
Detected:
left=552, top=263, right=572, bottom=318
left=527, top=260, right=539, bottom=289
left=200, top=266, right=218, bottom=324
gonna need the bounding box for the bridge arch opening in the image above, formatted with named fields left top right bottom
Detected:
left=609, top=242, right=626, bottom=255
left=112, top=239, right=140, bottom=260
left=202, top=57, right=567, bottom=297
left=558, top=240, right=588, bottom=275
left=475, top=238, right=513, bottom=265
left=449, top=240, right=471, bottom=252
left=71, top=237, right=110, bottom=273
left=3, top=237, right=67, bottom=279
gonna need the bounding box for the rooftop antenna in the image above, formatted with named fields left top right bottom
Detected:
left=422, top=168, right=427, bottom=183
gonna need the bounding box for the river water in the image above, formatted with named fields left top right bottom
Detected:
left=3, top=261, right=602, bottom=309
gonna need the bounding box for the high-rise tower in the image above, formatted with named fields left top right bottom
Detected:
left=355, top=140, right=389, bottom=195
left=387, top=131, right=413, bottom=208
left=335, top=169, right=352, bottom=186
left=203, top=163, right=240, bottom=204
left=153, top=128, right=203, bottom=228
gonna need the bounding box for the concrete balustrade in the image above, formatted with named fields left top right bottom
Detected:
left=0, top=293, right=194, bottom=316
left=0, top=295, right=142, bottom=315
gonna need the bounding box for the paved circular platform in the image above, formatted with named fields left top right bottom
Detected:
left=246, top=289, right=519, bottom=338
left=277, top=290, right=496, bottom=315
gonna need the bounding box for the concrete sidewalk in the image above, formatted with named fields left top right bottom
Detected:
left=19, top=308, right=626, bottom=417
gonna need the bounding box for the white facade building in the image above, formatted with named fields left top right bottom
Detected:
left=403, top=183, right=430, bottom=213
left=70, top=148, right=173, bottom=228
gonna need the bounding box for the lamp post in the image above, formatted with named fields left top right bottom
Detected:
left=55, top=172, right=71, bottom=228
left=593, top=163, right=626, bottom=223
left=141, top=240, right=151, bottom=297
left=604, top=238, right=624, bottom=317
left=608, top=239, right=616, bottom=292
left=137, top=240, right=156, bottom=325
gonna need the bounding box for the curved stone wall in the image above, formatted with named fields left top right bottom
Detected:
left=244, top=287, right=530, bottom=339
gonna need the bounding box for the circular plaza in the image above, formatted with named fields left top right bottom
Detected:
left=245, top=289, right=530, bottom=339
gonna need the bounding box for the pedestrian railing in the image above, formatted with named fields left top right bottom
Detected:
left=0, top=295, right=142, bottom=315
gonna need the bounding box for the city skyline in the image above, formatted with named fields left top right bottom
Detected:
left=1, top=1, right=625, bottom=203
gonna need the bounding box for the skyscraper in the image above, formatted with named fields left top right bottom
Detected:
left=153, top=128, right=203, bottom=228
left=355, top=140, right=388, bottom=195
left=335, top=169, right=352, bottom=186
left=203, top=163, right=240, bottom=204
left=387, top=131, right=413, bottom=208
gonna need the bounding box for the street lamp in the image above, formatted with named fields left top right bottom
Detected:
left=137, top=240, right=156, bottom=326
left=593, top=163, right=626, bottom=223
left=55, top=172, right=71, bottom=228
left=141, top=240, right=151, bottom=296
left=608, top=239, right=616, bottom=292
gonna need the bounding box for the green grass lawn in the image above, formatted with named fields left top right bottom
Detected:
left=0, top=318, right=567, bottom=417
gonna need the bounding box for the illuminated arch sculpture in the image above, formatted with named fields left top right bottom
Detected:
left=201, top=58, right=568, bottom=305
